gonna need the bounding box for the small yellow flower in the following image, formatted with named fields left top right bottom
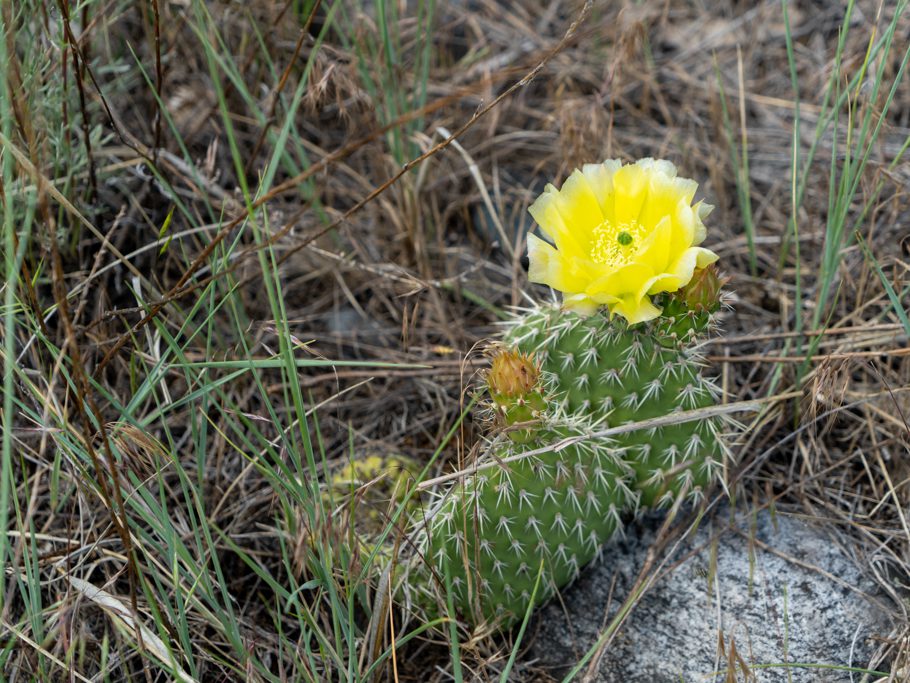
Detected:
left=527, top=158, right=719, bottom=323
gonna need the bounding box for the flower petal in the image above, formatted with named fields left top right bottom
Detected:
left=641, top=174, right=697, bottom=239
left=664, top=246, right=719, bottom=288
left=527, top=233, right=591, bottom=292
left=635, top=157, right=678, bottom=178
left=612, top=163, right=650, bottom=226
left=528, top=185, right=585, bottom=260
left=668, top=200, right=696, bottom=256
left=636, top=216, right=672, bottom=274
left=551, top=169, right=606, bottom=242
left=588, top=262, right=654, bottom=300
left=581, top=160, right=622, bottom=219
left=612, top=294, right=662, bottom=324
left=562, top=293, right=601, bottom=316
left=645, top=246, right=718, bottom=295
left=693, top=201, right=713, bottom=244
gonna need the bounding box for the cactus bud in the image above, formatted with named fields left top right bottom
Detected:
left=677, top=265, right=725, bottom=313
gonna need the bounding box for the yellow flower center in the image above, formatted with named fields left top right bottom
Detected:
left=591, top=220, right=648, bottom=267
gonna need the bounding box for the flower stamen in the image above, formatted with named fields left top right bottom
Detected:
left=591, top=220, right=646, bottom=267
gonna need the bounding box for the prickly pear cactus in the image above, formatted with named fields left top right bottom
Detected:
left=403, top=158, right=737, bottom=629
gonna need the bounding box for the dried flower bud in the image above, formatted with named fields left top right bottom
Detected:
left=485, top=347, right=546, bottom=441
left=487, top=349, right=540, bottom=398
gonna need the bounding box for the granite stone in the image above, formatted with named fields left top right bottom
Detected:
left=527, top=505, right=892, bottom=682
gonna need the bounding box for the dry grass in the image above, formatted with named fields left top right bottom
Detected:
left=1, top=0, right=909, bottom=680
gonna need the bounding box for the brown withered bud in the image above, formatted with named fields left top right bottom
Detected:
left=677, top=264, right=727, bottom=313
left=487, top=348, right=540, bottom=398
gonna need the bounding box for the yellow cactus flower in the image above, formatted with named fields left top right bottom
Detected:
left=527, top=158, right=719, bottom=323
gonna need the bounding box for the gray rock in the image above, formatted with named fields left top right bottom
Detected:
left=527, top=505, right=893, bottom=682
